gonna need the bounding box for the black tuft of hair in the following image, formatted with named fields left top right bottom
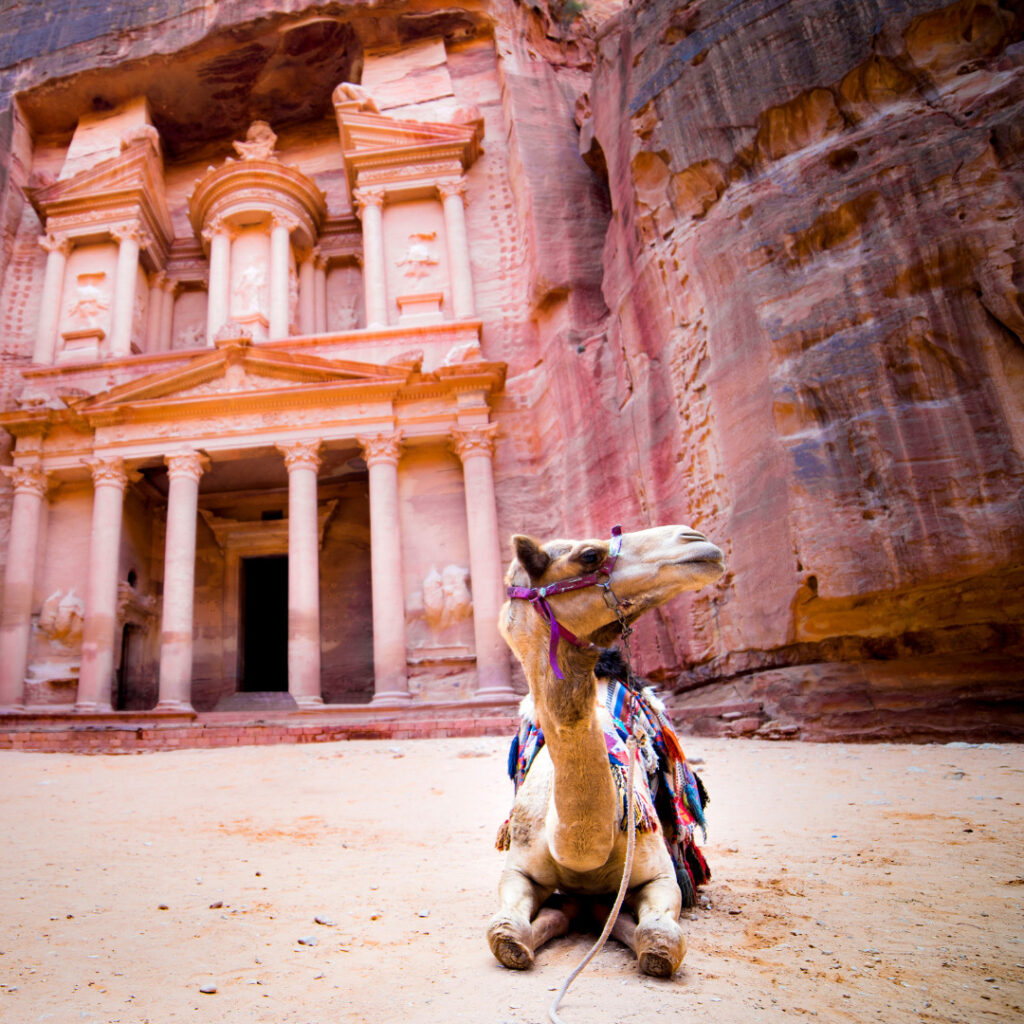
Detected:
left=594, top=648, right=627, bottom=679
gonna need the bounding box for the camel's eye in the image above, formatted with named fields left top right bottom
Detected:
left=578, top=547, right=601, bottom=568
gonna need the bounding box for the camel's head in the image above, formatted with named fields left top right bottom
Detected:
left=501, top=524, right=725, bottom=662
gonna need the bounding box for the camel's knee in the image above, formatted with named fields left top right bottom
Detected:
left=634, top=917, right=686, bottom=977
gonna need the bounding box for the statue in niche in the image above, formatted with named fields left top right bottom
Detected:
left=175, top=322, right=205, bottom=350
left=233, top=121, right=278, bottom=161
left=422, top=565, right=473, bottom=633
left=397, top=232, right=439, bottom=281
left=330, top=296, right=359, bottom=330
left=234, top=264, right=266, bottom=314
left=66, top=273, right=109, bottom=330
left=333, top=82, right=379, bottom=113
left=38, top=589, right=86, bottom=647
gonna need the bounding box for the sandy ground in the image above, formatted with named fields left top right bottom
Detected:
left=1, top=736, right=1022, bottom=1024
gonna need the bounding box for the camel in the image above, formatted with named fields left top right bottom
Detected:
left=488, top=524, right=725, bottom=977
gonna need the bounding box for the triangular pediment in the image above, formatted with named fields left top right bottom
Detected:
left=73, top=342, right=413, bottom=416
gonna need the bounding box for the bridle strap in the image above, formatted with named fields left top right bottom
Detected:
left=507, top=526, right=624, bottom=679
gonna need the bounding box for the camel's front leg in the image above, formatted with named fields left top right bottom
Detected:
left=614, top=874, right=686, bottom=977
left=487, top=867, right=553, bottom=970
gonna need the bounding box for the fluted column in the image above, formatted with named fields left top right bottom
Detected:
left=156, top=450, right=208, bottom=711
left=313, top=250, right=328, bottom=333
left=33, top=233, right=72, bottom=364
left=159, top=276, right=178, bottom=351
left=452, top=425, right=513, bottom=698
left=354, top=187, right=387, bottom=328
left=298, top=253, right=315, bottom=334
left=269, top=214, right=295, bottom=341
left=277, top=439, right=323, bottom=707
left=357, top=431, right=410, bottom=703
left=0, top=464, right=48, bottom=709
left=76, top=457, right=130, bottom=712
left=438, top=179, right=475, bottom=319
left=203, top=217, right=233, bottom=345
left=109, top=223, right=145, bottom=358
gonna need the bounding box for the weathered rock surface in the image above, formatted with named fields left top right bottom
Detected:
left=567, top=0, right=1024, bottom=738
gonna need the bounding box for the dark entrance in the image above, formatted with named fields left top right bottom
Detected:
left=241, top=555, right=288, bottom=691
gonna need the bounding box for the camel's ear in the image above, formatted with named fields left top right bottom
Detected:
left=512, top=534, right=550, bottom=580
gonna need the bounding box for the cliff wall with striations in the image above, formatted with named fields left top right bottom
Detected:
left=555, top=0, right=1024, bottom=739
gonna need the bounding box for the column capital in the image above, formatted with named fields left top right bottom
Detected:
left=271, top=212, right=299, bottom=234
left=437, top=178, right=468, bottom=202
left=312, top=247, right=329, bottom=272
left=165, top=450, right=210, bottom=483
left=84, top=456, right=131, bottom=491
left=111, top=221, right=150, bottom=248
left=451, top=423, right=498, bottom=461
left=1, top=463, right=48, bottom=498
left=353, top=186, right=386, bottom=215
left=277, top=438, right=322, bottom=473
left=201, top=216, right=236, bottom=245
left=39, top=232, right=72, bottom=256
left=162, top=275, right=181, bottom=296
left=357, top=431, right=404, bottom=467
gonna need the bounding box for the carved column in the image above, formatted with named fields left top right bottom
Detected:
left=277, top=439, right=324, bottom=707
left=354, top=187, right=387, bottom=328
left=314, top=250, right=329, bottom=333
left=0, top=464, right=48, bottom=709
left=269, top=214, right=295, bottom=341
left=357, top=431, right=410, bottom=703
left=203, top=217, right=233, bottom=345
left=438, top=179, right=475, bottom=319
left=298, top=253, right=315, bottom=334
left=76, top=457, right=130, bottom=711
left=452, top=425, right=513, bottom=697
left=33, top=233, right=72, bottom=364
left=159, top=276, right=178, bottom=352
left=109, top=223, right=146, bottom=358
left=156, top=450, right=208, bottom=711
left=146, top=271, right=166, bottom=352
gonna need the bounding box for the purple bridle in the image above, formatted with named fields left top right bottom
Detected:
left=506, top=525, right=625, bottom=680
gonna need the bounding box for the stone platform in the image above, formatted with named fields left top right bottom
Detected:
left=0, top=698, right=521, bottom=754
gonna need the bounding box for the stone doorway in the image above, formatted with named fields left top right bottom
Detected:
left=240, top=555, right=288, bottom=692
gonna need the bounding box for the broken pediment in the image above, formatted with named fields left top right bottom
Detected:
left=26, top=131, right=172, bottom=261
left=333, top=98, right=482, bottom=195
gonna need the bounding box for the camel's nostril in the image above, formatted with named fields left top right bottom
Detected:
left=680, top=529, right=706, bottom=543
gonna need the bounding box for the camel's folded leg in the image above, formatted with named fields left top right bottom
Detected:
left=487, top=867, right=553, bottom=970
left=630, top=874, right=686, bottom=977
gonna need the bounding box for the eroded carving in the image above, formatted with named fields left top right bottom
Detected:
left=38, top=589, right=85, bottom=647
left=422, top=564, right=473, bottom=632
left=233, top=121, right=278, bottom=162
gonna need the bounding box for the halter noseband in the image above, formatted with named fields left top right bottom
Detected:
left=506, top=525, right=625, bottom=680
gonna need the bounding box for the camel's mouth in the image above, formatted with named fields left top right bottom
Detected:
left=672, top=543, right=725, bottom=567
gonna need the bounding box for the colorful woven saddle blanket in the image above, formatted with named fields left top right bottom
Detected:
left=500, top=650, right=711, bottom=893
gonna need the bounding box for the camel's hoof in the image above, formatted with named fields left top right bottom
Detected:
left=639, top=949, right=676, bottom=977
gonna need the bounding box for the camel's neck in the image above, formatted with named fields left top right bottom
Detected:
left=527, top=643, right=619, bottom=872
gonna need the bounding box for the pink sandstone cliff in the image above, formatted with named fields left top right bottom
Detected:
left=490, top=0, right=1024, bottom=740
